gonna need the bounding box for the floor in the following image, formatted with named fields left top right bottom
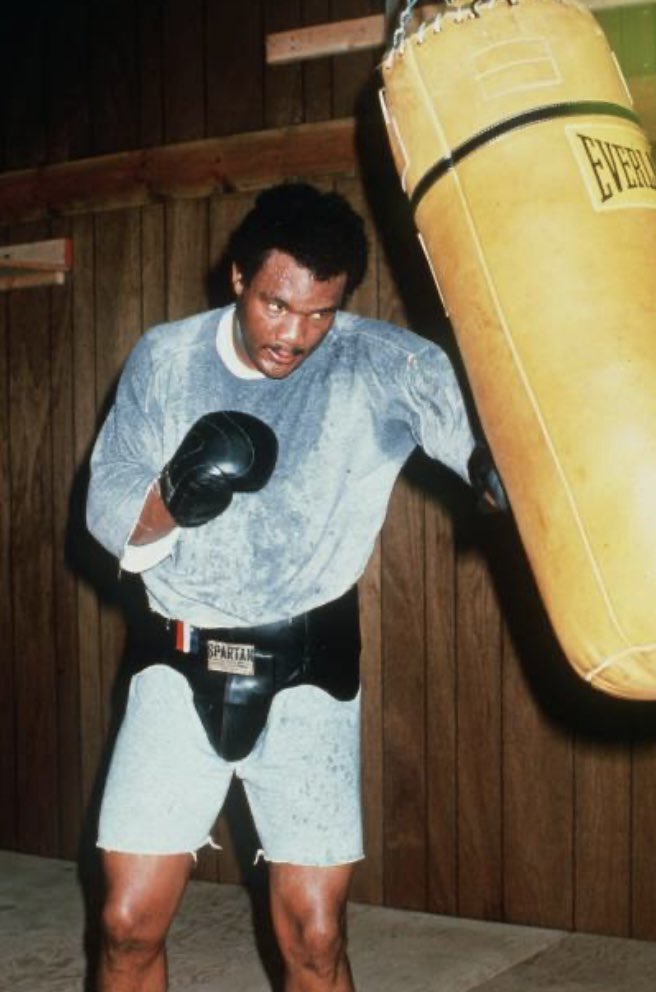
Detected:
left=2, top=851, right=656, bottom=991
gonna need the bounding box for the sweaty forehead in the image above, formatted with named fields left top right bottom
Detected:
left=256, top=250, right=347, bottom=309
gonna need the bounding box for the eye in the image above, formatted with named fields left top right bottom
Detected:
left=267, top=300, right=286, bottom=314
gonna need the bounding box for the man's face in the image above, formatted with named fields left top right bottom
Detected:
left=231, top=249, right=348, bottom=379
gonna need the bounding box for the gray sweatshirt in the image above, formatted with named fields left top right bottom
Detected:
left=87, top=305, right=475, bottom=627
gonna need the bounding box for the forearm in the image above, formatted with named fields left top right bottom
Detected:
left=128, top=481, right=177, bottom=545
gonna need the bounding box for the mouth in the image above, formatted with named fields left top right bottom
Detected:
left=265, top=345, right=303, bottom=368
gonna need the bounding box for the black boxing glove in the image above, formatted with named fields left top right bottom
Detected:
left=159, top=411, right=278, bottom=527
left=467, top=440, right=509, bottom=513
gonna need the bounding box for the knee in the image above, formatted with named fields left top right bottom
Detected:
left=101, top=896, right=166, bottom=964
left=277, top=909, right=348, bottom=981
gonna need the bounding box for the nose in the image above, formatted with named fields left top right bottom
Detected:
left=276, top=313, right=305, bottom=346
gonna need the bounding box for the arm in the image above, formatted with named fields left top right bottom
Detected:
left=404, top=344, right=508, bottom=511
left=467, top=440, right=509, bottom=512
left=87, top=334, right=170, bottom=562
left=127, top=480, right=177, bottom=545
left=403, top=344, right=477, bottom=482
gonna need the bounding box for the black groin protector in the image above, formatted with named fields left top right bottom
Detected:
left=163, top=587, right=360, bottom=761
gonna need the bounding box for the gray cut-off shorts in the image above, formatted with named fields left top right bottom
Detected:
left=97, top=664, right=363, bottom=866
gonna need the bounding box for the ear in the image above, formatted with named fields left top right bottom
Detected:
left=231, top=263, right=245, bottom=296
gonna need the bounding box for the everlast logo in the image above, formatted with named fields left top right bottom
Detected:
left=567, top=123, right=656, bottom=210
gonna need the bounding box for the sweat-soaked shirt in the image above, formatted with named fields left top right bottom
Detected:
left=87, top=305, right=475, bottom=627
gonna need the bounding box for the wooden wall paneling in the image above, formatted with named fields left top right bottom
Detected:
left=206, top=0, right=265, bottom=137
left=90, top=0, right=140, bottom=156
left=455, top=527, right=503, bottom=919
left=207, top=190, right=258, bottom=886
left=354, top=539, right=384, bottom=905
left=8, top=220, right=59, bottom=855
left=45, top=0, right=92, bottom=164
left=141, top=205, right=167, bottom=331
left=2, top=11, right=46, bottom=171
left=631, top=741, right=656, bottom=939
left=163, top=0, right=207, bottom=143
left=72, top=214, right=104, bottom=811
left=425, top=496, right=458, bottom=915
left=378, top=250, right=428, bottom=910
left=165, top=199, right=210, bottom=321
left=336, top=175, right=384, bottom=904
left=139, top=0, right=165, bottom=149
left=302, top=0, right=334, bottom=122
left=573, top=738, right=631, bottom=935
left=93, top=210, right=143, bottom=746
left=381, top=473, right=427, bottom=909
left=331, top=0, right=381, bottom=120
left=501, top=579, right=575, bottom=928
left=0, top=246, right=16, bottom=849
left=50, top=216, right=83, bottom=859
left=265, top=0, right=304, bottom=128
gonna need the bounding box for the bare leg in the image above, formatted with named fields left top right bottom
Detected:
left=98, top=851, right=193, bottom=992
left=269, top=862, right=356, bottom=992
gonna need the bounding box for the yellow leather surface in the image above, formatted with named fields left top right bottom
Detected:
left=381, top=0, right=656, bottom=698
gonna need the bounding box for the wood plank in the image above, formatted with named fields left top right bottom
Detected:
left=138, top=0, right=165, bottom=149
left=501, top=538, right=575, bottom=929
left=265, top=0, right=304, bottom=128
left=206, top=0, right=265, bottom=136
left=93, top=210, right=142, bottom=749
left=0, top=238, right=72, bottom=272
left=266, top=13, right=385, bottom=64
left=0, top=238, right=73, bottom=291
left=353, top=540, right=384, bottom=905
left=631, top=739, right=656, bottom=939
left=0, top=119, right=357, bottom=226
left=425, top=494, right=458, bottom=915
left=332, top=0, right=380, bottom=119
left=50, top=216, right=83, bottom=860
left=574, top=738, right=631, bottom=935
left=163, top=0, right=206, bottom=143
left=9, top=220, right=59, bottom=855
left=301, top=0, right=334, bottom=123
left=141, top=205, right=167, bottom=331
left=455, top=526, right=503, bottom=920
left=90, top=0, right=140, bottom=155
left=0, top=247, right=16, bottom=849
left=44, top=0, right=93, bottom=163
left=165, top=199, right=210, bottom=321
left=0, top=272, right=67, bottom=293
left=2, top=12, right=46, bottom=171
left=382, top=471, right=427, bottom=910
left=71, top=214, right=104, bottom=811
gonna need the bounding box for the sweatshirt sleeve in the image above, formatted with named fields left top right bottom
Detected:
left=86, top=333, right=168, bottom=560
left=403, top=342, right=476, bottom=482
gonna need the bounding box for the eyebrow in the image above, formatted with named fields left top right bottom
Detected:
left=262, top=292, right=339, bottom=317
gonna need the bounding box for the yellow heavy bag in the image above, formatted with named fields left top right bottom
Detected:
left=380, top=0, right=656, bottom=699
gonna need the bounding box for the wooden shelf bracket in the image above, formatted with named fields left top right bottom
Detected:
left=0, top=238, right=73, bottom=292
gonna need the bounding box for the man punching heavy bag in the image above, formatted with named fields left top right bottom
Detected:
left=380, top=0, right=656, bottom=699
